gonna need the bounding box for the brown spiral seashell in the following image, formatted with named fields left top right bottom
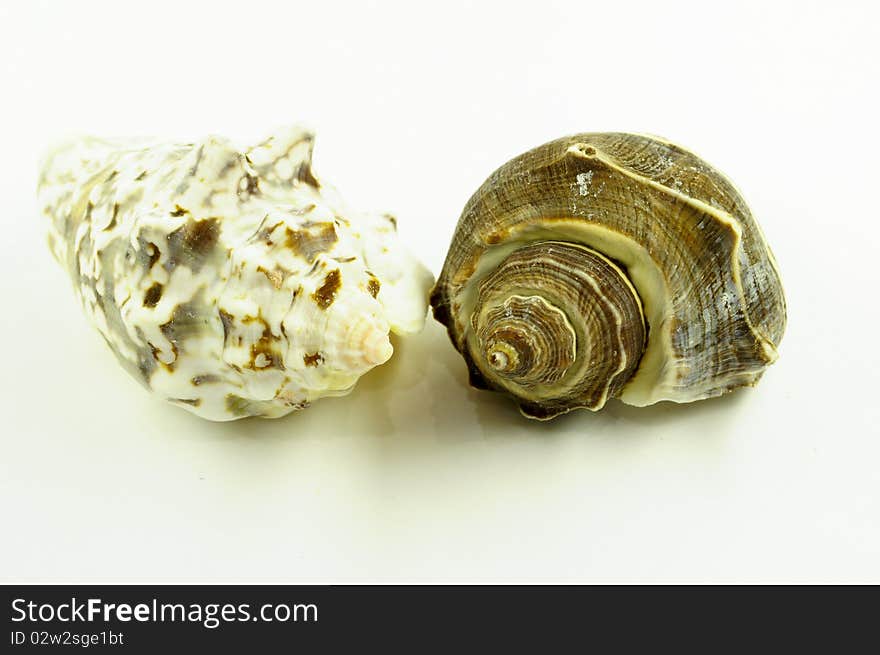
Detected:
left=430, top=133, right=787, bottom=419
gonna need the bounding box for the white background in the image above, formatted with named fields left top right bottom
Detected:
left=1, top=0, right=877, bottom=583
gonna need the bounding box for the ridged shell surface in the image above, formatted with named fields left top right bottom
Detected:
left=39, top=126, right=434, bottom=420
left=431, top=133, right=786, bottom=419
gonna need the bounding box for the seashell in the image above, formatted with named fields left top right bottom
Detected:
left=430, top=133, right=786, bottom=420
left=39, top=125, right=433, bottom=420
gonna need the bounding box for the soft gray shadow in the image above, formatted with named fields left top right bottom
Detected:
left=153, top=316, right=756, bottom=462
left=429, top=325, right=754, bottom=441
left=170, top=322, right=448, bottom=445
left=602, top=391, right=752, bottom=427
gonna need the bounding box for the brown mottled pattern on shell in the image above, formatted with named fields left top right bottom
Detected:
left=38, top=127, right=432, bottom=420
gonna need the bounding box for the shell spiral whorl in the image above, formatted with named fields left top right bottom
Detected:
left=467, top=241, right=646, bottom=419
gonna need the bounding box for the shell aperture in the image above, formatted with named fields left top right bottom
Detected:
left=430, top=133, right=787, bottom=419
left=39, top=126, right=434, bottom=420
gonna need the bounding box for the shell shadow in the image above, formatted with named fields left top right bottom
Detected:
left=427, top=320, right=753, bottom=441
left=158, top=317, right=752, bottom=461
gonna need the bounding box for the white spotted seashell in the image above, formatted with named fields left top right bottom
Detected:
left=39, top=126, right=434, bottom=420
left=430, top=133, right=787, bottom=420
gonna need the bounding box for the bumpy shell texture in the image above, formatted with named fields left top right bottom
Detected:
left=430, top=133, right=786, bottom=420
left=39, top=126, right=434, bottom=420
